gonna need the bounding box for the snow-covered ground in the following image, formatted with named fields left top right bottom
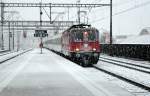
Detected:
left=0, top=49, right=31, bottom=63
left=0, top=48, right=134, bottom=96
left=96, top=60, right=150, bottom=87
left=86, top=68, right=149, bottom=96
left=97, top=54, right=150, bottom=96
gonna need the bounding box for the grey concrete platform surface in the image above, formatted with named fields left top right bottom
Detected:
left=0, top=49, right=134, bottom=96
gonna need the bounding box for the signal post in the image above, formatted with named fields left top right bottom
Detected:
left=33, top=2, right=48, bottom=54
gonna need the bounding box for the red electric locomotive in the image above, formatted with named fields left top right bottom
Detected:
left=61, top=24, right=100, bottom=66
left=44, top=24, right=100, bottom=66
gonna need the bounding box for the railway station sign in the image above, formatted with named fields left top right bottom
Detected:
left=34, top=30, right=48, bottom=37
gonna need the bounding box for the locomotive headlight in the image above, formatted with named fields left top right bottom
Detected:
left=75, top=48, right=79, bottom=51
left=93, top=48, right=96, bottom=51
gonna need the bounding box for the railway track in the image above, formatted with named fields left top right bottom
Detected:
left=0, top=49, right=32, bottom=64
left=0, top=51, right=14, bottom=56
left=99, top=57, right=150, bottom=74
left=0, top=50, right=9, bottom=53
left=100, top=56, right=150, bottom=69
left=93, top=65, right=150, bottom=92
left=94, top=57, right=150, bottom=92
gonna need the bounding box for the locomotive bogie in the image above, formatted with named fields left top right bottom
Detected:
left=69, top=52, right=99, bottom=66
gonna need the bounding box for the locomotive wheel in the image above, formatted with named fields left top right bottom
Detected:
left=82, top=58, right=89, bottom=67
left=93, top=58, right=99, bottom=64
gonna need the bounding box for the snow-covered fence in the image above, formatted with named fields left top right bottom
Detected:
left=101, top=44, right=150, bottom=61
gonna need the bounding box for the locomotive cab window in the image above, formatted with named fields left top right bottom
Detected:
left=71, top=29, right=83, bottom=42
left=71, top=28, right=98, bottom=42
left=88, top=31, right=96, bottom=41
left=85, top=29, right=98, bottom=41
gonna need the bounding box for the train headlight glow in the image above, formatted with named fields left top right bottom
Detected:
left=75, top=48, right=79, bottom=51
left=84, top=32, right=88, bottom=35
left=93, top=48, right=96, bottom=51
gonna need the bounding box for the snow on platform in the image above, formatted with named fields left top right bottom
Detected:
left=0, top=49, right=133, bottom=96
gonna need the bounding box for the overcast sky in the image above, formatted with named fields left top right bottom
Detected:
left=1, top=0, right=150, bottom=35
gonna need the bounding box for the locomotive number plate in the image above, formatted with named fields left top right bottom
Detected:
left=84, top=44, right=88, bottom=48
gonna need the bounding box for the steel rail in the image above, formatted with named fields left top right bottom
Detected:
left=0, top=50, right=9, bottom=53
left=0, top=51, right=13, bottom=56
left=99, top=57, right=150, bottom=74
left=0, top=49, right=32, bottom=64
left=100, top=57, right=150, bottom=69
left=93, top=66, right=150, bottom=92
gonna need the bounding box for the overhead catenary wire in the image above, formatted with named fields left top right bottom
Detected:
left=87, top=0, right=133, bottom=14
left=90, top=0, right=150, bottom=23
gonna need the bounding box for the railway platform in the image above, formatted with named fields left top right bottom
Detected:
left=0, top=48, right=133, bottom=96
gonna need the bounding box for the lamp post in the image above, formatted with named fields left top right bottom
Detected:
left=1, top=2, right=4, bottom=50
left=110, top=0, right=112, bottom=44
left=40, top=2, right=43, bottom=54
